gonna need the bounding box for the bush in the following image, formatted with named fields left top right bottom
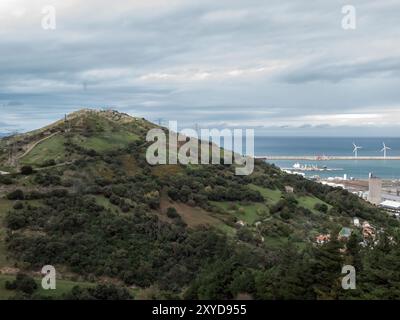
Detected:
left=7, top=189, right=24, bottom=200
left=13, top=201, right=24, bottom=210
left=314, top=203, right=328, bottom=213
left=5, top=274, right=38, bottom=295
left=5, top=281, right=17, bottom=290
left=0, top=175, right=13, bottom=185
left=166, top=207, right=179, bottom=219
left=280, top=208, right=292, bottom=220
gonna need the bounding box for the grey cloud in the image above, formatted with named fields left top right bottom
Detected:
left=282, top=57, right=400, bottom=83
left=0, top=0, right=399, bottom=135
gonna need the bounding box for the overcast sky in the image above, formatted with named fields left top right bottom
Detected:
left=0, top=0, right=399, bottom=136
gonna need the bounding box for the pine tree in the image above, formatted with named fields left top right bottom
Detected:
left=310, top=231, right=344, bottom=299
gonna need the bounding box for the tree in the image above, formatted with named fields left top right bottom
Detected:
left=309, top=232, right=344, bottom=299
left=314, top=203, right=328, bottom=213
left=255, top=243, right=314, bottom=299
left=166, top=207, right=179, bottom=219
left=5, top=273, right=38, bottom=295
left=7, top=189, right=24, bottom=200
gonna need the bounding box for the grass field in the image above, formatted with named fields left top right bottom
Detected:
left=72, top=131, right=138, bottom=152
left=248, top=184, right=331, bottom=213
left=296, top=196, right=332, bottom=213
left=20, top=130, right=139, bottom=167
left=94, top=195, right=123, bottom=214
left=211, top=201, right=267, bottom=225
left=248, top=184, right=283, bottom=204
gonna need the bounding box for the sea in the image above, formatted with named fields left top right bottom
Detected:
left=254, top=137, right=400, bottom=180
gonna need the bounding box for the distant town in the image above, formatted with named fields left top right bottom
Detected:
left=282, top=164, right=400, bottom=217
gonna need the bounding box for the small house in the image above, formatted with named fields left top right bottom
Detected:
left=315, top=234, right=330, bottom=245
left=362, top=221, right=375, bottom=240
left=284, top=186, right=294, bottom=193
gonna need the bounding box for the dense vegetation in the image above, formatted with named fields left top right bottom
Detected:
left=1, top=110, right=399, bottom=300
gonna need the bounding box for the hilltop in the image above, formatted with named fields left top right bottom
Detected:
left=0, top=109, right=156, bottom=172
left=0, top=108, right=399, bottom=300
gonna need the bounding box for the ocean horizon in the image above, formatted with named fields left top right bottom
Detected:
left=254, top=136, right=400, bottom=180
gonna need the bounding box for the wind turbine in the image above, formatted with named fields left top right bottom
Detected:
left=353, top=142, right=362, bottom=158
left=381, top=142, right=391, bottom=158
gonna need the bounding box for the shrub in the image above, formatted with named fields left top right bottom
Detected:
left=13, top=201, right=24, bottom=210
left=5, top=281, right=17, bottom=290
left=40, top=159, right=56, bottom=167
left=7, top=189, right=24, bottom=200
left=280, top=208, right=292, bottom=220
left=314, top=203, right=328, bottom=213
left=166, top=207, right=179, bottom=219
left=0, top=175, right=13, bottom=185
left=20, top=166, right=34, bottom=175
left=5, top=274, right=38, bottom=295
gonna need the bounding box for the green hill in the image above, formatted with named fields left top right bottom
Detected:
left=0, top=109, right=399, bottom=300
left=0, top=109, right=155, bottom=171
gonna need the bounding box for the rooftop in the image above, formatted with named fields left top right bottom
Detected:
left=339, top=227, right=352, bottom=238
left=380, top=200, right=400, bottom=209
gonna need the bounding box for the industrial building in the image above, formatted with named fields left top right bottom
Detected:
left=379, top=200, right=400, bottom=216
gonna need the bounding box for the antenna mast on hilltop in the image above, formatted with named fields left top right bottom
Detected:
left=64, top=114, right=71, bottom=132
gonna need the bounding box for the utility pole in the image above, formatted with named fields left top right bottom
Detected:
left=8, top=132, right=18, bottom=167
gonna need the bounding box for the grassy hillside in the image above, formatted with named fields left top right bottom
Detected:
left=0, top=199, right=13, bottom=268
left=0, top=109, right=399, bottom=300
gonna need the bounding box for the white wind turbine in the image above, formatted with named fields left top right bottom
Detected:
left=353, top=142, right=362, bottom=158
left=381, top=142, right=391, bottom=158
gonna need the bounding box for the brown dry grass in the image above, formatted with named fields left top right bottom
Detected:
left=152, top=165, right=183, bottom=178
left=159, top=194, right=220, bottom=228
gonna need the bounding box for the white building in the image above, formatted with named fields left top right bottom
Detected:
left=379, top=200, right=400, bottom=215
left=353, top=217, right=360, bottom=227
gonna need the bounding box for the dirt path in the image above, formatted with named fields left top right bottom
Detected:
left=34, top=160, right=75, bottom=171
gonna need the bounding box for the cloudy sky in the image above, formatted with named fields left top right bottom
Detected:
left=0, top=0, right=399, bottom=136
